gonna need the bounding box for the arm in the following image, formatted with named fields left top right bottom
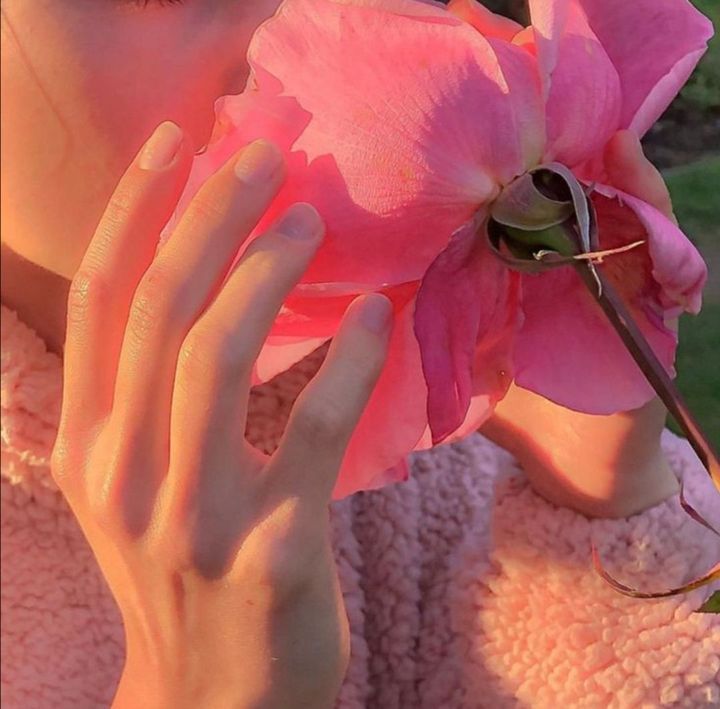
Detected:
left=478, top=378, right=680, bottom=518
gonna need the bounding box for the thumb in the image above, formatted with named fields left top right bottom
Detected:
left=604, top=129, right=677, bottom=224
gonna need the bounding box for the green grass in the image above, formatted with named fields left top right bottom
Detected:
left=680, top=0, right=720, bottom=112
left=663, top=157, right=720, bottom=449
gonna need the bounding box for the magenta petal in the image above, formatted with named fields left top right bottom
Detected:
left=577, top=0, right=714, bottom=136
left=595, top=186, right=708, bottom=316
left=513, top=267, right=676, bottom=413
left=413, top=218, right=521, bottom=444
left=513, top=189, right=706, bottom=413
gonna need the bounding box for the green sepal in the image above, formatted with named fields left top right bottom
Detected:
left=489, top=171, right=573, bottom=231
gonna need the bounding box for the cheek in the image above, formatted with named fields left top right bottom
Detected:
left=2, top=0, right=280, bottom=278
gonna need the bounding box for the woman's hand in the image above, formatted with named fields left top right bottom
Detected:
left=479, top=130, right=681, bottom=519
left=51, top=121, right=394, bottom=708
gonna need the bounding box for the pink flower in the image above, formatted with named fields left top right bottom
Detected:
left=158, top=0, right=713, bottom=499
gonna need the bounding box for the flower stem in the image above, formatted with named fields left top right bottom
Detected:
left=574, top=263, right=720, bottom=494
left=575, top=261, right=720, bottom=609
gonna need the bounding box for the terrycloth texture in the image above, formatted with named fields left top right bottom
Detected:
left=1, top=301, right=718, bottom=708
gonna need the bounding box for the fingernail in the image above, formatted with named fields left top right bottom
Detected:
left=234, top=139, right=284, bottom=185
left=275, top=203, right=324, bottom=242
left=139, top=121, right=184, bottom=171
left=358, top=295, right=392, bottom=334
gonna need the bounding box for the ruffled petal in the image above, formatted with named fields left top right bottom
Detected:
left=331, top=291, right=429, bottom=499
left=512, top=188, right=706, bottom=413
left=577, top=0, right=714, bottom=136
left=163, top=0, right=544, bottom=291
left=527, top=0, right=622, bottom=167
left=448, top=0, right=524, bottom=41
left=594, top=185, right=708, bottom=315
left=413, top=218, right=521, bottom=444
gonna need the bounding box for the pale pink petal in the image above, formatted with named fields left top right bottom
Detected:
left=162, top=0, right=544, bottom=293
left=448, top=0, right=524, bottom=41
left=413, top=218, right=521, bottom=444
left=331, top=293, right=429, bottom=499
left=512, top=188, right=706, bottom=413
left=577, top=0, right=714, bottom=136
left=527, top=0, right=622, bottom=167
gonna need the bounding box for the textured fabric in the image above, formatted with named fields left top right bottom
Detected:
left=1, top=302, right=718, bottom=708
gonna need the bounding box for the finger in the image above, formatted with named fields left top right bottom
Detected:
left=604, top=130, right=676, bottom=223
left=166, top=202, right=325, bottom=495
left=267, top=293, right=394, bottom=510
left=109, top=139, right=286, bottom=464
left=61, top=121, right=193, bottom=434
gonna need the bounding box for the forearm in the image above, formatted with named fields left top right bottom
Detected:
left=479, top=384, right=680, bottom=519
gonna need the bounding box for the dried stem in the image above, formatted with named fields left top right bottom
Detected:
left=574, top=262, right=720, bottom=608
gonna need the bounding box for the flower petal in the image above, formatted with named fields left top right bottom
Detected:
left=252, top=280, right=420, bottom=385
left=251, top=337, right=330, bottom=387
left=577, top=0, right=714, bottom=136
left=528, top=0, right=622, bottom=167
left=331, top=292, right=429, bottom=499
left=594, top=185, right=708, bottom=315
left=512, top=189, right=706, bottom=413
left=448, top=0, right=524, bottom=41
left=164, top=0, right=544, bottom=291
left=414, top=217, right=521, bottom=444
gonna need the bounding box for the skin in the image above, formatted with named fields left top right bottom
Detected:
left=1, top=0, right=281, bottom=353
left=1, top=0, right=683, bottom=703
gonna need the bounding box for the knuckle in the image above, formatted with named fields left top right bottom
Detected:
left=177, top=332, right=216, bottom=375
left=293, top=395, right=350, bottom=444
left=128, top=268, right=181, bottom=340
left=265, top=547, right=313, bottom=595
left=260, top=525, right=324, bottom=594
left=127, top=291, right=168, bottom=343
left=102, top=191, right=136, bottom=230
left=185, top=191, right=230, bottom=229
left=214, top=335, right=256, bottom=380
left=247, top=235, right=309, bottom=282
left=179, top=326, right=255, bottom=381
left=49, top=439, right=73, bottom=488
left=343, top=348, right=384, bottom=388
left=67, top=271, right=112, bottom=323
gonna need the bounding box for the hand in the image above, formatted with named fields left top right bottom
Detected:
left=479, top=130, right=680, bottom=518
left=51, top=122, right=394, bottom=708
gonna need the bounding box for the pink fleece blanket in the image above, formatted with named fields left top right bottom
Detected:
left=2, top=303, right=718, bottom=708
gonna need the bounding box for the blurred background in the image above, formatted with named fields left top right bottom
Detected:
left=480, top=0, right=720, bottom=449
